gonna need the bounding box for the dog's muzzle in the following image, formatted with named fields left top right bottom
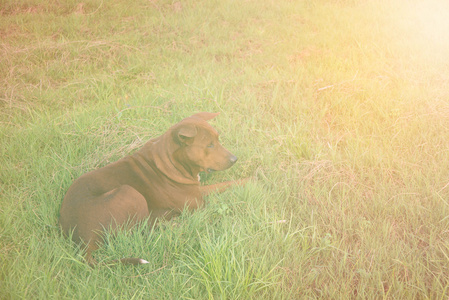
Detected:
left=206, top=155, right=238, bottom=173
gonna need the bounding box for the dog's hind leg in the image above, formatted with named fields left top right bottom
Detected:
left=75, top=185, right=151, bottom=266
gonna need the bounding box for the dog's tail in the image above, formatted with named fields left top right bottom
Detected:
left=109, top=257, right=150, bottom=266
left=85, top=245, right=150, bottom=267
left=86, top=255, right=150, bottom=267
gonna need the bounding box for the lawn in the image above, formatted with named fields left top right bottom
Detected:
left=2, top=0, right=449, bottom=298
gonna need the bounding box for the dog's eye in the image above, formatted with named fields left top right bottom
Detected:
left=207, top=143, right=214, bottom=148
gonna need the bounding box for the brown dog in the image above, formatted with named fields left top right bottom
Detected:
left=59, top=112, right=242, bottom=266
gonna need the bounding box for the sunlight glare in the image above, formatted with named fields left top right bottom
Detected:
left=411, top=1, right=449, bottom=47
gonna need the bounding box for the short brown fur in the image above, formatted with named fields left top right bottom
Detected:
left=59, top=112, right=244, bottom=266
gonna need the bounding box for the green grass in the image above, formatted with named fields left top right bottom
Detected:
left=2, top=0, right=449, bottom=298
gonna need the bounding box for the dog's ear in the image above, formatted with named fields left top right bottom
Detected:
left=174, top=124, right=197, bottom=145
left=190, top=112, right=219, bottom=121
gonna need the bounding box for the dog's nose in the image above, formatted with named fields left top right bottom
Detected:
left=229, top=155, right=238, bottom=164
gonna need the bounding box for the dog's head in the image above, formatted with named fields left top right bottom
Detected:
left=172, top=112, right=237, bottom=174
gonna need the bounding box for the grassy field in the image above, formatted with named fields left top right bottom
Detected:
left=2, top=0, right=449, bottom=298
